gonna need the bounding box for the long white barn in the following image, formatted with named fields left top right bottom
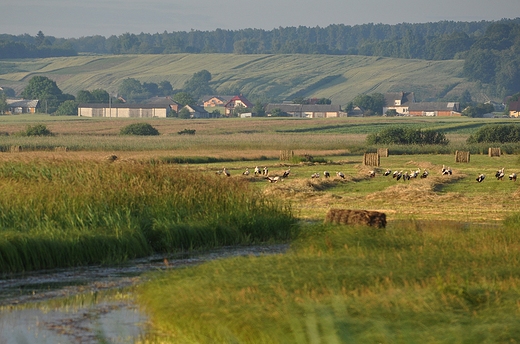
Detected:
left=78, top=103, right=167, bottom=118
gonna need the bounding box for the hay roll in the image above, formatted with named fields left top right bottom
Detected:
left=325, top=209, right=386, bottom=228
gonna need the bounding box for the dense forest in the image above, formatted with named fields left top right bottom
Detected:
left=1, top=19, right=520, bottom=96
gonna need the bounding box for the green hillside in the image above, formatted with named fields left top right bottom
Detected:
left=0, top=54, right=487, bottom=105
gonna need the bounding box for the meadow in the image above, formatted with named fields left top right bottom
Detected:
left=2, top=115, right=520, bottom=342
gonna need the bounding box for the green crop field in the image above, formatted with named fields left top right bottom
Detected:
left=0, top=54, right=490, bottom=104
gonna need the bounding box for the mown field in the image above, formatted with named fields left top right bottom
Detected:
left=0, top=53, right=489, bottom=104
left=2, top=115, right=520, bottom=342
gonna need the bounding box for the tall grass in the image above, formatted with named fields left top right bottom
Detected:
left=0, top=160, right=296, bottom=273
left=138, top=219, right=520, bottom=343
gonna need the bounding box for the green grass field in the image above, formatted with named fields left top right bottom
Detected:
left=2, top=115, right=520, bottom=342
left=0, top=54, right=488, bottom=104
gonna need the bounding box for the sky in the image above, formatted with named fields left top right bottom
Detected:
left=1, top=0, right=520, bottom=38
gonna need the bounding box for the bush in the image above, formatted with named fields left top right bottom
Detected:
left=178, top=129, right=196, bottom=135
left=120, top=123, right=160, bottom=136
left=467, top=124, right=520, bottom=143
left=24, top=124, right=53, bottom=136
left=366, top=127, right=449, bottom=145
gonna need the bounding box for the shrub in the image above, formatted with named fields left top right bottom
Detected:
left=366, top=127, right=449, bottom=145
left=178, top=128, right=196, bottom=135
left=467, top=124, right=520, bottom=143
left=24, top=124, right=53, bottom=136
left=120, top=123, right=159, bottom=136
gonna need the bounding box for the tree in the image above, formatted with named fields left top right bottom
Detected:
left=21, top=76, right=64, bottom=113
left=173, top=92, right=195, bottom=106
left=0, top=92, right=8, bottom=114
left=316, top=98, right=332, bottom=104
left=118, top=78, right=144, bottom=102
left=54, top=100, right=78, bottom=116
left=90, top=89, right=110, bottom=103
left=158, top=81, right=173, bottom=96
left=178, top=107, right=192, bottom=119
left=352, top=93, right=384, bottom=116
left=35, top=31, right=45, bottom=46
left=462, top=103, right=495, bottom=117
left=183, top=70, right=214, bottom=99
left=252, top=101, right=266, bottom=117
left=385, top=109, right=398, bottom=117
left=76, top=90, right=94, bottom=103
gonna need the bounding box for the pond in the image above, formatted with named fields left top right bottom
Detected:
left=0, top=245, right=288, bottom=343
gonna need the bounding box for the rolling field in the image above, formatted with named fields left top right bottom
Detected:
left=0, top=53, right=487, bottom=104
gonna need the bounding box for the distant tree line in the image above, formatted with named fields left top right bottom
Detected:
left=0, top=31, right=76, bottom=58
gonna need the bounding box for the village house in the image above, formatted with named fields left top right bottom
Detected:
left=265, top=103, right=344, bottom=118
left=182, top=104, right=210, bottom=118
left=509, top=101, right=520, bottom=117
left=382, top=92, right=415, bottom=115
left=202, top=95, right=234, bottom=107
left=143, top=96, right=180, bottom=113
left=224, top=95, right=253, bottom=116
left=5, top=98, right=40, bottom=114
left=408, top=102, right=461, bottom=116
left=77, top=103, right=168, bottom=118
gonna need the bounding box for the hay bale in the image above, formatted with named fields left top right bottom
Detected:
left=455, top=150, right=470, bottom=163
left=377, top=148, right=389, bottom=157
left=279, top=150, right=294, bottom=161
left=10, top=145, right=21, bottom=153
left=324, top=209, right=386, bottom=228
left=54, top=146, right=68, bottom=152
left=488, top=148, right=501, bottom=157
left=363, top=153, right=380, bottom=166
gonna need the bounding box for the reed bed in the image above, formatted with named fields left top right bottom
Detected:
left=138, top=219, right=520, bottom=343
left=0, top=160, right=296, bottom=273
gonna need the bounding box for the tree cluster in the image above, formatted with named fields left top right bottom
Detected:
left=467, top=124, right=520, bottom=143
left=117, top=78, right=173, bottom=102
left=348, top=93, right=385, bottom=116
left=461, top=103, right=495, bottom=117
left=463, top=23, right=520, bottom=96
left=367, top=127, right=449, bottom=145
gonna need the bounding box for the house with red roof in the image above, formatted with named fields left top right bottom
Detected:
left=224, top=95, right=253, bottom=116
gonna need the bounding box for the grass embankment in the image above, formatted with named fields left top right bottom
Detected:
left=138, top=220, right=520, bottom=343
left=0, top=160, right=296, bottom=274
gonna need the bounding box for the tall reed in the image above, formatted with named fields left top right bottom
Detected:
left=0, top=160, right=296, bottom=273
left=138, top=219, right=520, bottom=343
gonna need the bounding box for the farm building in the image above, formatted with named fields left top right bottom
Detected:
left=4, top=98, right=39, bottom=114
left=265, top=103, right=344, bottom=118
left=77, top=103, right=168, bottom=118
left=143, top=96, right=180, bottom=112
left=509, top=101, right=520, bottom=117
left=382, top=92, right=415, bottom=115
left=181, top=104, right=210, bottom=118
left=408, top=102, right=461, bottom=116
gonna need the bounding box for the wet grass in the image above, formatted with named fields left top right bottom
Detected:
left=138, top=220, right=520, bottom=343
left=0, top=160, right=296, bottom=274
